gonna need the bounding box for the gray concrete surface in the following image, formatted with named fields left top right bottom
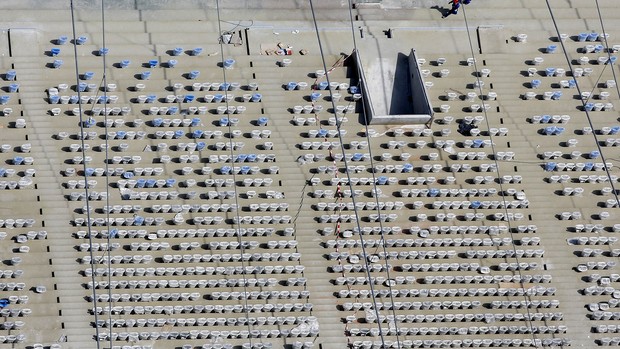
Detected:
left=0, top=1, right=619, bottom=349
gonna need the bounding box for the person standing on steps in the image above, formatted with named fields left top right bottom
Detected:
left=443, top=0, right=461, bottom=18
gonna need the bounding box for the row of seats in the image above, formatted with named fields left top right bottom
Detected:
left=350, top=337, right=567, bottom=349
left=334, top=274, right=560, bottom=290
left=0, top=143, right=31, bottom=153
left=420, top=274, right=552, bottom=284
left=400, top=262, right=538, bottom=272
left=595, top=324, right=620, bottom=333
left=66, top=127, right=273, bottom=141
left=545, top=161, right=613, bottom=171
left=96, top=327, right=317, bottom=341
left=73, top=214, right=197, bottom=226
left=0, top=334, right=25, bottom=344
left=80, top=254, right=153, bottom=264
left=110, top=345, right=152, bottom=349
left=161, top=252, right=301, bottom=263
left=68, top=152, right=276, bottom=167
left=67, top=191, right=109, bottom=201
left=77, top=242, right=122, bottom=251
left=5, top=156, right=35, bottom=165
left=291, top=104, right=354, bottom=115
left=529, top=114, right=572, bottom=123
left=293, top=115, right=349, bottom=127
left=247, top=203, right=289, bottom=211
left=90, top=301, right=312, bottom=314
left=86, top=277, right=291, bottom=290
left=584, top=274, right=620, bottom=286
left=539, top=150, right=600, bottom=160
left=88, top=274, right=307, bottom=288
left=220, top=165, right=280, bottom=175
left=66, top=166, right=164, bottom=176
left=491, top=296, right=561, bottom=308
left=0, top=219, right=35, bottom=228
left=591, top=312, right=620, bottom=320
left=63, top=141, right=245, bottom=153
left=549, top=174, right=615, bottom=183
left=0, top=168, right=36, bottom=177
left=230, top=216, right=293, bottom=225
left=334, top=275, right=414, bottom=286
left=569, top=236, right=619, bottom=245
left=0, top=307, right=30, bottom=316
left=602, top=138, right=620, bottom=146
left=577, top=261, right=618, bottom=271
left=326, top=247, right=456, bottom=260
left=204, top=178, right=274, bottom=187
left=588, top=299, right=620, bottom=311
left=336, top=286, right=556, bottom=298
left=584, top=273, right=620, bottom=283
left=75, top=227, right=278, bottom=239
left=50, top=106, right=247, bottom=119
left=47, top=92, right=263, bottom=105
left=412, top=199, right=529, bottom=210
left=331, top=253, right=483, bottom=268
left=331, top=237, right=514, bottom=249
left=331, top=264, right=391, bottom=273
left=409, top=212, right=527, bottom=222
left=348, top=299, right=559, bottom=311
left=86, top=264, right=306, bottom=276
left=312, top=188, right=365, bottom=198
left=101, top=204, right=240, bottom=216
left=322, top=226, right=400, bottom=236
left=342, top=300, right=481, bottom=311
left=88, top=291, right=312, bottom=302
left=112, top=190, right=234, bottom=201
left=361, top=311, right=564, bottom=323
left=0, top=179, right=35, bottom=190
left=87, top=292, right=201, bottom=302
left=314, top=201, right=404, bottom=210
left=463, top=249, right=544, bottom=258
left=348, top=324, right=566, bottom=335
left=97, top=315, right=312, bottom=328
left=408, top=224, right=523, bottom=235
left=577, top=248, right=620, bottom=257
left=410, top=211, right=525, bottom=222
left=597, top=337, right=620, bottom=346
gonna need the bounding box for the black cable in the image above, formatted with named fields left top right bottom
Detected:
left=345, top=1, right=402, bottom=347
left=580, top=58, right=610, bottom=106
left=69, top=0, right=102, bottom=347
left=308, top=0, right=387, bottom=347
left=214, top=0, right=254, bottom=345
left=461, top=4, right=540, bottom=343
left=220, top=19, right=255, bottom=34
left=594, top=0, right=620, bottom=102
left=98, top=0, right=114, bottom=346
left=544, top=0, right=620, bottom=207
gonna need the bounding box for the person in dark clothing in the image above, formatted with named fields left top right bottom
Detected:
left=442, top=0, right=460, bottom=18
left=449, top=0, right=461, bottom=13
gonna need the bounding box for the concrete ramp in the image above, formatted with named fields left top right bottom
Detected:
left=0, top=29, right=9, bottom=58
left=356, top=48, right=433, bottom=124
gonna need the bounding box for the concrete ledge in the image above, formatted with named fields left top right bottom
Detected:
left=370, top=113, right=431, bottom=124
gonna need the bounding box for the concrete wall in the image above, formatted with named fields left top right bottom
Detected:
left=408, top=49, right=434, bottom=118
left=356, top=48, right=432, bottom=125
